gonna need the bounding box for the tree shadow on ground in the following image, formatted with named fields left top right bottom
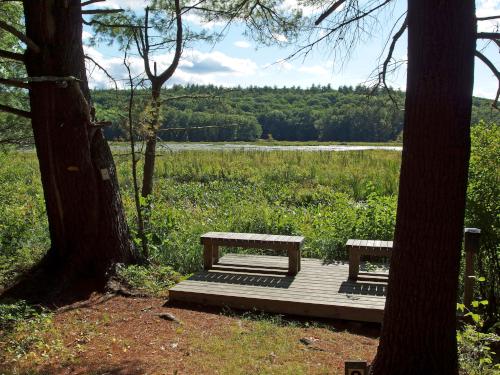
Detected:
left=165, top=299, right=381, bottom=339
left=10, top=359, right=148, bottom=375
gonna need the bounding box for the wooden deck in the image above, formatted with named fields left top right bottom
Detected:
left=169, top=254, right=388, bottom=323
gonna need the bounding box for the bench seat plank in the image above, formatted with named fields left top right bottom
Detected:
left=201, top=232, right=305, bottom=275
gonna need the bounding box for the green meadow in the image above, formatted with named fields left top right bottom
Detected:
left=1, top=123, right=498, bottom=309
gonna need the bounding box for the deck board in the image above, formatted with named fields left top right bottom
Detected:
left=169, top=254, right=388, bottom=323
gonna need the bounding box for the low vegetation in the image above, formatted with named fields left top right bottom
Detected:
left=0, top=123, right=498, bottom=373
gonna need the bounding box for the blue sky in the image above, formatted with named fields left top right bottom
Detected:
left=84, top=0, right=500, bottom=99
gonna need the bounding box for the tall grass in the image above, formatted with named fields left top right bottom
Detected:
left=116, top=149, right=401, bottom=273
left=0, top=149, right=401, bottom=283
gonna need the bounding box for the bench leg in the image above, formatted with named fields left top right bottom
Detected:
left=288, top=245, right=300, bottom=276
left=212, top=244, right=219, bottom=265
left=204, top=242, right=213, bottom=270
left=348, top=248, right=360, bottom=280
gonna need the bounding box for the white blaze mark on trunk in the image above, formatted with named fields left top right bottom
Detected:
left=100, top=168, right=110, bottom=181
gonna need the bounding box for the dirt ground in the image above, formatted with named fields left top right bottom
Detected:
left=3, top=295, right=380, bottom=375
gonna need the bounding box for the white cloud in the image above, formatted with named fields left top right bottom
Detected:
left=96, top=0, right=145, bottom=11
left=476, top=0, right=500, bottom=32
left=183, top=13, right=226, bottom=30
left=84, top=47, right=259, bottom=89
left=282, top=0, right=318, bottom=17
left=234, top=40, right=252, bottom=49
left=82, top=30, right=92, bottom=41
left=298, top=65, right=330, bottom=76
left=272, top=33, right=288, bottom=43
left=263, top=59, right=294, bottom=71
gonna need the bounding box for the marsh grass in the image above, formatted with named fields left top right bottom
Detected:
left=0, top=149, right=401, bottom=283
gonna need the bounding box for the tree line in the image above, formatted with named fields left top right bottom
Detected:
left=91, top=84, right=498, bottom=143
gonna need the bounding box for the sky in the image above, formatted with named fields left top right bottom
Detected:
left=84, top=0, right=500, bottom=99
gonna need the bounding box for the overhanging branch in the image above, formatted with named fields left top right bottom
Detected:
left=476, top=32, right=500, bottom=48
left=477, top=32, right=500, bottom=40
left=0, top=49, right=24, bottom=61
left=315, top=0, right=347, bottom=26
left=81, top=0, right=106, bottom=6
left=0, top=104, right=31, bottom=118
left=376, top=16, right=407, bottom=105
left=84, top=54, right=118, bottom=91
left=0, top=20, right=40, bottom=53
left=477, top=14, right=500, bottom=21
left=82, top=8, right=124, bottom=15
left=475, top=50, right=500, bottom=109
left=0, top=77, right=29, bottom=89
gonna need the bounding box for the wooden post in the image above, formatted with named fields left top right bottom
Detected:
left=463, top=228, right=480, bottom=308
left=203, top=241, right=213, bottom=270
left=212, top=244, right=219, bottom=265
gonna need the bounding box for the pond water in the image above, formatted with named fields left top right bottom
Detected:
left=113, top=143, right=402, bottom=152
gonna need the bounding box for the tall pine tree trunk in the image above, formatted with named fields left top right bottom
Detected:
left=22, top=0, right=136, bottom=290
left=371, top=0, right=475, bottom=373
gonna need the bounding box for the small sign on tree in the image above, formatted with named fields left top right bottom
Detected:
left=345, top=360, right=369, bottom=375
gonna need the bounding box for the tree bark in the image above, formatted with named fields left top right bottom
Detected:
left=371, top=0, right=475, bottom=374
left=22, top=0, right=136, bottom=290
left=141, top=87, right=160, bottom=198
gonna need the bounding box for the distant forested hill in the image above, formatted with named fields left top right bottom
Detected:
left=92, top=85, right=499, bottom=142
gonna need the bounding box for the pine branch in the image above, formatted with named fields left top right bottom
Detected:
left=0, top=20, right=40, bottom=53
left=81, top=0, right=106, bottom=6
left=82, top=8, right=124, bottom=15
left=0, top=77, right=29, bottom=89
left=0, top=104, right=31, bottom=118
left=315, top=0, right=347, bottom=26
left=477, top=14, right=500, bottom=21
left=0, top=49, right=24, bottom=61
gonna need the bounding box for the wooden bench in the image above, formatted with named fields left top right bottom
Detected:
left=346, top=239, right=393, bottom=280
left=201, top=232, right=305, bottom=276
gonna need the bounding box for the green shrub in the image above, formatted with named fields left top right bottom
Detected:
left=465, top=121, right=500, bottom=322
left=116, top=263, right=183, bottom=296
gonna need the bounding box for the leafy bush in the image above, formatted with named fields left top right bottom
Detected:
left=465, top=121, right=500, bottom=322
left=116, top=264, right=183, bottom=296
left=457, top=294, right=500, bottom=375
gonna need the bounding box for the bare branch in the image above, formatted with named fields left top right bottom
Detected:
left=0, top=77, right=29, bottom=89
left=84, top=54, right=118, bottom=91
left=81, top=0, right=106, bottom=6
left=82, top=18, right=141, bottom=29
left=477, top=14, right=500, bottom=21
left=81, top=8, right=124, bottom=15
left=0, top=49, right=24, bottom=62
left=477, top=32, right=500, bottom=40
left=156, top=0, right=183, bottom=85
left=476, top=32, right=500, bottom=48
left=475, top=50, right=500, bottom=109
left=0, top=104, right=31, bottom=118
left=0, top=20, right=40, bottom=53
left=315, top=0, right=347, bottom=26
left=377, top=16, right=407, bottom=105
left=287, top=0, right=393, bottom=61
